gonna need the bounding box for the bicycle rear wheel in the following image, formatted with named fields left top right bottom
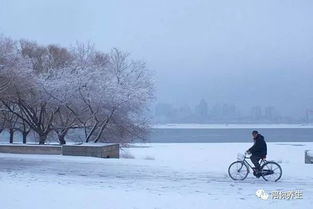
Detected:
left=228, top=161, right=249, bottom=180
left=261, top=161, right=282, bottom=182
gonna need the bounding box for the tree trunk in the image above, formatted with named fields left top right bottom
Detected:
left=94, top=113, right=114, bottom=143
left=22, top=132, right=28, bottom=144
left=85, top=123, right=98, bottom=143
left=58, top=134, right=66, bottom=145
left=94, top=124, right=107, bottom=143
left=39, top=134, right=47, bottom=144
left=9, top=129, right=14, bottom=144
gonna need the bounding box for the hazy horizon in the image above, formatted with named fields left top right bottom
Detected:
left=1, top=0, right=313, bottom=119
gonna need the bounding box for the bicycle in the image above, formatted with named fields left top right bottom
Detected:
left=228, top=153, right=282, bottom=182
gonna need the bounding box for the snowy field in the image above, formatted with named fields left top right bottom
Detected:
left=0, top=142, right=313, bottom=209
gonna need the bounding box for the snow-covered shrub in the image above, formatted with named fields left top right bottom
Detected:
left=120, top=150, right=135, bottom=159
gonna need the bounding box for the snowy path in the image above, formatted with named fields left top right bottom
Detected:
left=1, top=143, right=313, bottom=209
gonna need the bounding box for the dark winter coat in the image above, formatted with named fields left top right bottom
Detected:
left=248, top=134, right=267, bottom=158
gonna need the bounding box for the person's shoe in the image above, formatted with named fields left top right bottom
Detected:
left=253, top=169, right=261, bottom=178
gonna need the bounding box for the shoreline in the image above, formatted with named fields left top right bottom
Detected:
left=152, top=123, right=313, bottom=129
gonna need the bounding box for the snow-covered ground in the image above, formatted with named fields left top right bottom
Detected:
left=0, top=142, right=312, bottom=209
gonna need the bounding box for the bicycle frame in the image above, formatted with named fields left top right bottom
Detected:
left=239, top=155, right=266, bottom=173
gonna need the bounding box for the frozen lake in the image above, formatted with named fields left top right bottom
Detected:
left=143, top=124, right=313, bottom=143
left=1, top=124, right=313, bottom=144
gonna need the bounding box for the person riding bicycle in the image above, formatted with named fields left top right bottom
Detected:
left=246, top=130, right=267, bottom=177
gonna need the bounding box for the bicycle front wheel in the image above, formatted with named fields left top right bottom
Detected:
left=228, top=161, right=249, bottom=180
left=261, top=161, right=282, bottom=182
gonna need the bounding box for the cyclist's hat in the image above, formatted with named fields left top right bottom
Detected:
left=252, top=130, right=258, bottom=135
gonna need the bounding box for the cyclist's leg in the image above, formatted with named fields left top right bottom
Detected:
left=250, top=155, right=261, bottom=171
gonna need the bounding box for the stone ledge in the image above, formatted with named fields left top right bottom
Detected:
left=62, top=143, right=120, bottom=158
left=0, top=143, right=120, bottom=158
left=0, top=144, right=62, bottom=155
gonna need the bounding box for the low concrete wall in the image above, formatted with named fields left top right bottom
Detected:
left=0, top=144, right=62, bottom=155
left=0, top=143, right=120, bottom=158
left=305, top=150, right=313, bottom=164
left=62, top=144, right=120, bottom=158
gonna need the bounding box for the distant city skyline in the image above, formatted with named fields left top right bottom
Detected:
left=153, top=99, right=309, bottom=124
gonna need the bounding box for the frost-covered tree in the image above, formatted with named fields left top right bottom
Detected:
left=0, top=36, right=154, bottom=144
left=15, top=114, right=31, bottom=144
left=44, top=45, right=154, bottom=143
left=0, top=104, right=18, bottom=143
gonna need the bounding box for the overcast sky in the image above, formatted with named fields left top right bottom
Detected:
left=1, top=0, right=313, bottom=117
